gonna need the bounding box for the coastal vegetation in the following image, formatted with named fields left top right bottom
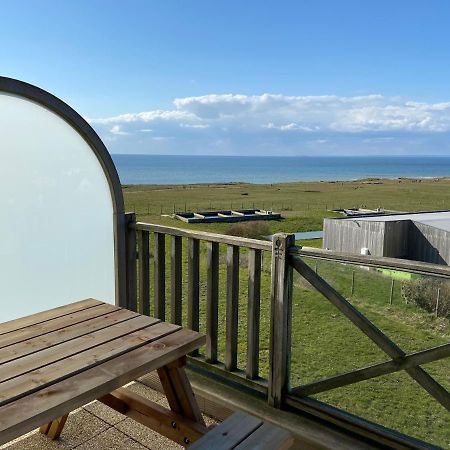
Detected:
left=123, top=177, right=450, bottom=447
left=122, top=176, right=450, bottom=234
left=225, top=221, right=271, bottom=240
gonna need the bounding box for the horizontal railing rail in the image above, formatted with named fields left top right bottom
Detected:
left=124, top=217, right=449, bottom=449
left=293, top=245, right=450, bottom=278
left=133, top=222, right=272, bottom=251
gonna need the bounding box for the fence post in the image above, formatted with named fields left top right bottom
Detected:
left=351, top=271, right=355, bottom=295
left=436, top=288, right=441, bottom=317
left=268, top=233, right=295, bottom=408
left=389, top=278, right=395, bottom=305
left=125, top=212, right=137, bottom=312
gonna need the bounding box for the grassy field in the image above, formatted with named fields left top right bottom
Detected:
left=123, top=178, right=450, bottom=447
left=123, top=177, right=450, bottom=235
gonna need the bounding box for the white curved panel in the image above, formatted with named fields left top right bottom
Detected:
left=0, top=93, right=115, bottom=321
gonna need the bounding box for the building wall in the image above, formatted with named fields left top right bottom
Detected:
left=408, top=222, right=450, bottom=265
left=323, top=218, right=385, bottom=256
left=324, top=216, right=450, bottom=265
left=383, top=220, right=410, bottom=258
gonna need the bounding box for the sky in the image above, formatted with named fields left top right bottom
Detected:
left=2, top=0, right=450, bottom=156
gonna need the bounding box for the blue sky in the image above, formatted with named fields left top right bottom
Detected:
left=2, top=0, right=450, bottom=156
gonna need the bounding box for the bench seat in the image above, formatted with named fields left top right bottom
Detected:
left=189, top=411, right=293, bottom=450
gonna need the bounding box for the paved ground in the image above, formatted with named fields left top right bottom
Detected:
left=1, top=381, right=217, bottom=450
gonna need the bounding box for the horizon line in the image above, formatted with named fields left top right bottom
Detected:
left=110, top=153, right=450, bottom=158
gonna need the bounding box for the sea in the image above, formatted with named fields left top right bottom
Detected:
left=111, top=154, right=450, bottom=185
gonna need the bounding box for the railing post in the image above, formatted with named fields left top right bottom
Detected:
left=171, top=235, right=183, bottom=325
left=268, top=233, right=295, bottom=408
left=137, top=229, right=150, bottom=316
left=154, top=232, right=166, bottom=320
left=206, top=241, right=219, bottom=363
left=124, top=212, right=137, bottom=312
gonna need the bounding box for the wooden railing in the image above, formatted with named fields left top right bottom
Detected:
left=125, top=219, right=272, bottom=392
left=123, top=215, right=450, bottom=449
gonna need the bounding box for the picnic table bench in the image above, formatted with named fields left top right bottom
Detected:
left=0, top=298, right=207, bottom=446
left=0, top=298, right=293, bottom=449
left=190, top=411, right=294, bottom=450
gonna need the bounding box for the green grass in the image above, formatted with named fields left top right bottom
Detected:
left=125, top=178, right=450, bottom=447
left=292, top=259, right=450, bottom=447
left=123, top=177, right=450, bottom=235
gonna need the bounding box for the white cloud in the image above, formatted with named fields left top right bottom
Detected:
left=110, top=125, right=129, bottom=135
left=263, top=122, right=315, bottom=131
left=152, top=136, right=172, bottom=141
left=90, top=109, right=195, bottom=125
left=179, top=123, right=210, bottom=129
left=362, top=137, right=395, bottom=143
left=87, top=93, right=450, bottom=155
left=91, top=94, right=450, bottom=135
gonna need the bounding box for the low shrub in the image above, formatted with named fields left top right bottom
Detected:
left=402, top=278, right=450, bottom=318
left=226, top=221, right=271, bottom=240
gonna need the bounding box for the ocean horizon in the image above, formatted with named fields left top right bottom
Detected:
left=111, top=154, right=450, bottom=185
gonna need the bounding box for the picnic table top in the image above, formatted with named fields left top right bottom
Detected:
left=0, top=298, right=205, bottom=445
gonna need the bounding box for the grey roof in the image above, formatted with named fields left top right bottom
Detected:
left=344, top=211, right=450, bottom=232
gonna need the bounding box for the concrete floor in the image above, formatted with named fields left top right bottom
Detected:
left=1, top=381, right=217, bottom=450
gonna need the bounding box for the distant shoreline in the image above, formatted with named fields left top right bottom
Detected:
left=122, top=176, right=450, bottom=188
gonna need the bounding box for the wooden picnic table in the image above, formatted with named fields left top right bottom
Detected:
left=0, top=298, right=207, bottom=447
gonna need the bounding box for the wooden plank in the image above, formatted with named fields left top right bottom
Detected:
left=0, top=321, right=181, bottom=406
left=290, top=255, right=450, bottom=412
left=234, top=422, right=293, bottom=450
left=0, top=328, right=205, bottom=445
left=404, top=365, right=450, bottom=412
left=189, top=411, right=263, bottom=450
left=99, top=388, right=208, bottom=446
left=0, top=309, right=138, bottom=365
left=225, top=245, right=239, bottom=371
left=39, top=422, right=51, bottom=435
left=293, top=342, right=450, bottom=397
left=188, top=239, right=200, bottom=339
left=268, top=234, right=295, bottom=408
left=0, top=299, right=102, bottom=335
left=157, top=358, right=205, bottom=426
left=39, top=414, right=68, bottom=440
left=206, top=241, right=219, bottom=363
left=171, top=235, right=183, bottom=325
left=0, top=303, right=119, bottom=349
left=138, top=229, right=150, bottom=316
left=0, top=315, right=160, bottom=382
left=0, top=309, right=139, bottom=366
left=247, top=249, right=261, bottom=379
left=188, top=366, right=394, bottom=450
left=154, top=232, right=166, bottom=320
left=294, top=245, right=450, bottom=279
left=158, top=360, right=185, bottom=414
left=125, top=212, right=137, bottom=312
left=134, top=222, right=272, bottom=252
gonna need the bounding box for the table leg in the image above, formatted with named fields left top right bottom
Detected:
left=98, top=356, right=207, bottom=446
left=157, top=356, right=206, bottom=426
left=39, top=414, right=68, bottom=440
left=99, top=387, right=207, bottom=446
